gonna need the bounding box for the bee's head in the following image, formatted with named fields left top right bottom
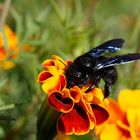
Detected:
left=65, top=63, right=90, bottom=88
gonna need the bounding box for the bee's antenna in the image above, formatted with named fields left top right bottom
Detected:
left=58, top=59, right=68, bottom=68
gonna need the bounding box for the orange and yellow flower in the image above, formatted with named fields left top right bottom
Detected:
left=0, top=25, right=18, bottom=69
left=96, top=89, right=140, bottom=140
left=38, top=55, right=109, bottom=135
left=0, top=25, right=18, bottom=60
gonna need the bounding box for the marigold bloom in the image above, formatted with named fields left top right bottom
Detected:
left=0, top=25, right=18, bottom=60
left=96, top=89, right=140, bottom=140
left=0, top=25, right=18, bottom=69
left=38, top=55, right=109, bottom=135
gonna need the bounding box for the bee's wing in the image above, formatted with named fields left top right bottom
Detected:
left=95, top=53, right=140, bottom=70
left=86, top=38, right=125, bottom=58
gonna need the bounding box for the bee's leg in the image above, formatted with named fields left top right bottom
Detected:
left=85, top=72, right=101, bottom=93
left=85, top=75, right=100, bottom=93
left=104, top=82, right=110, bottom=98
left=102, top=67, right=118, bottom=98
left=85, top=83, right=96, bottom=93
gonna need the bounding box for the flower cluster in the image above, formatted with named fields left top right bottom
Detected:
left=96, top=89, right=140, bottom=140
left=0, top=25, right=18, bottom=69
left=38, top=55, right=109, bottom=135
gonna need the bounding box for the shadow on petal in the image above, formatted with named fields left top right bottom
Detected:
left=48, top=92, right=74, bottom=113
left=59, top=74, right=67, bottom=90
left=91, top=104, right=109, bottom=125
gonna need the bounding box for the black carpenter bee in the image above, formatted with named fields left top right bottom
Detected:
left=65, top=39, right=140, bottom=98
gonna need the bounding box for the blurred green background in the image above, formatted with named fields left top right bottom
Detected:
left=0, top=0, right=140, bottom=140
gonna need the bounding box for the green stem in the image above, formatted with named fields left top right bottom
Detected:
left=37, top=97, right=50, bottom=130
left=37, top=97, right=61, bottom=140
left=0, top=0, right=12, bottom=28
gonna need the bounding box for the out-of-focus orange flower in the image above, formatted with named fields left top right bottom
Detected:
left=96, top=89, right=140, bottom=140
left=0, top=25, right=18, bottom=60
left=0, top=25, right=19, bottom=69
left=38, top=55, right=109, bottom=135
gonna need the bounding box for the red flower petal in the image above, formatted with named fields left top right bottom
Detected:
left=38, top=71, right=53, bottom=83
left=59, top=74, right=66, bottom=90
left=42, top=59, right=55, bottom=68
left=92, top=104, right=109, bottom=125
left=48, top=92, right=74, bottom=113
left=57, top=105, right=90, bottom=135
left=69, top=86, right=81, bottom=103
left=66, top=60, right=73, bottom=66
left=80, top=102, right=96, bottom=129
